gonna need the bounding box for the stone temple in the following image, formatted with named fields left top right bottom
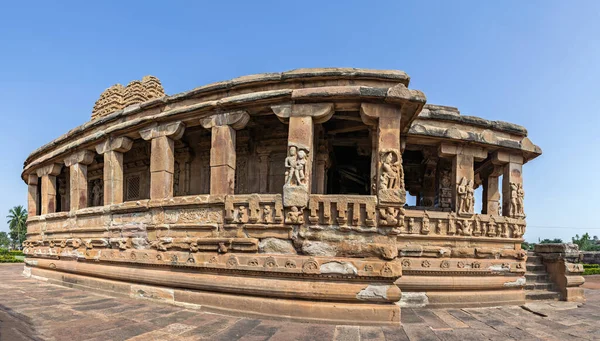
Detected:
left=21, top=68, right=585, bottom=325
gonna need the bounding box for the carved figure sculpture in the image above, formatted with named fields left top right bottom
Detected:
left=379, top=207, right=398, bottom=226
left=263, top=205, right=272, bottom=223
left=285, top=146, right=307, bottom=186
left=457, top=177, right=474, bottom=214
left=517, top=183, right=525, bottom=217
left=458, top=219, right=472, bottom=236
left=457, top=177, right=468, bottom=214
left=92, top=180, right=103, bottom=207
left=447, top=213, right=457, bottom=235
left=408, top=218, right=416, bottom=234
left=237, top=206, right=248, bottom=223
left=286, top=206, right=304, bottom=224
left=421, top=215, right=430, bottom=234
left=466, top=180, right=474, bottom=213
left=473, top=216, right=482, bottom=236
left=379, top=151, right=401, bottom=190
left=487, top=219, right=497, bottom=237
left=509, top=182, right=519, bottom=217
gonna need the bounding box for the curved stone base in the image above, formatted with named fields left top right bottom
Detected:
left=397, top=275, right=526, bottom=308
left=24, top=260, right=401, bottom=326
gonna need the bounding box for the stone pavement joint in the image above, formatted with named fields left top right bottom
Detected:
left=1, top=264, right=600, bottom=341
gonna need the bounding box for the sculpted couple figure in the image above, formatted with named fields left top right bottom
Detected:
left=285, top=146, right=307, bottom=186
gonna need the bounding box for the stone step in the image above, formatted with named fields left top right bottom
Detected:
left=524, top=283, right=554, bottom=291
left=526, top=264, right=546, bottom=272
left=525, top=290, right=560, bottom=301
left=525, top=272, right=549, bottom=282
left=525, top=255, right=543, bottom=265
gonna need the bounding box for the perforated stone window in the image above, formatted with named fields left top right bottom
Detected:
left=126, top=175, right=141, bottom=201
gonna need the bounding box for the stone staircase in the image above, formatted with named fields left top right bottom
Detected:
left=525, top=252, right=561, bottom=301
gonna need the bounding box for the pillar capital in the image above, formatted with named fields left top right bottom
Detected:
left=36, top=163, right=62, bottom=177
left=96, top=136, right=134, bottom=155
left=359, top=103, right=401, bottom=126
left=492, top=151, right=524, bottom=165
left=140, top=121, right=186, bottom=141
left=200, top=111, right=250, bottom=130
left=64, top=150, right=95, bottom=167
left=271, top=103, right=334, bottom=124
left=438, top=143, right=487, bottom=160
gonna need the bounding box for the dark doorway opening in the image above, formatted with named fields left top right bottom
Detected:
left=327, top=146, right=371, bottom=195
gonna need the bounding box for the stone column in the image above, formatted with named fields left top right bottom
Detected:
left=360, top=103, right=404, bottom=205
left=96, top=137, right=133, bottom=205
left=494, top=152, right=525, bottom=218
left=314, top=143, right=329, bottom=194
left=272, top=103, right=334, bottom=207
left=140, top=122, right=186, bottom=200
left=36, top=164, right=63, bottom=215
left=27, top=174, right=39, bottom=216
left=64, top=150, right=95, bottom=211
left=479, top=162, right=503, bottom=216
left=200, top=112, right=249, bottom=195
left=439, top=144, right=487, bottom=216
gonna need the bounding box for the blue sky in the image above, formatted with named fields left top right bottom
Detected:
left=1, top=1, right=599, bottom=242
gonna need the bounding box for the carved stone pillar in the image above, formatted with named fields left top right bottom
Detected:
left=360, top=103, right=404, bottom=205
left=477, top=160, right=504, bottom=216
left=27, top=174, right=39, bottom=216
left=421, top=150, right=438, bottom=207
left=439, top=144, right=487, bottom=216
left=272, top=103, right=334, bottom=207
left=315, top=143, right=329, bottom=194
left=140, top=122, right=186, bottom=200
left=96, top=137, right=134, bottom=205
left=200, top=111, right=250, bottom=195
left=36, top=164, right=63, bottom=215
left=495, top=152, right=525, bottom=218
left=64, top=150, right=95, bottom=211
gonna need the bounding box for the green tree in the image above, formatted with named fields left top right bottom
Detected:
left=0, top=232, right=10, bottom=248
left=572, top=233, right=600, bottom=251
left=6, top=205, right=27, bottom=248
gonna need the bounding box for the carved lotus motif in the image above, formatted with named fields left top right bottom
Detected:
left=421, top=260, right=431, bottom=268
left=302, top=259, right=319, bottom=274
left=247, top=258, right=259, bottom=266
left=264, top=257, right=278, bottom=268
left=364, top=264, right=374, bottom=272
left=285, top=260, right=297, bottom=269
left=380, top=263, right=394, bottom=276
left=440, top=260, right=450, bottom=269
left=401, top=259, right=411, bottom=267
left=457, top=261, right=465, bottom=268
left=472, top=261, right=481, bottom=269
left=226, top=256, right=239, bottom=268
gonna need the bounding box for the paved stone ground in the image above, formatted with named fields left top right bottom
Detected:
left=1, top=264, right=599, bottom=341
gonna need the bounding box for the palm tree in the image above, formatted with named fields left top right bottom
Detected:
left=7, top=205, right=27, bottom=249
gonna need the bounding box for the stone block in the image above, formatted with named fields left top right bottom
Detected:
left=258, top=238, right=297, bottom=254
left=283, top=185, right=309, bottom=208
